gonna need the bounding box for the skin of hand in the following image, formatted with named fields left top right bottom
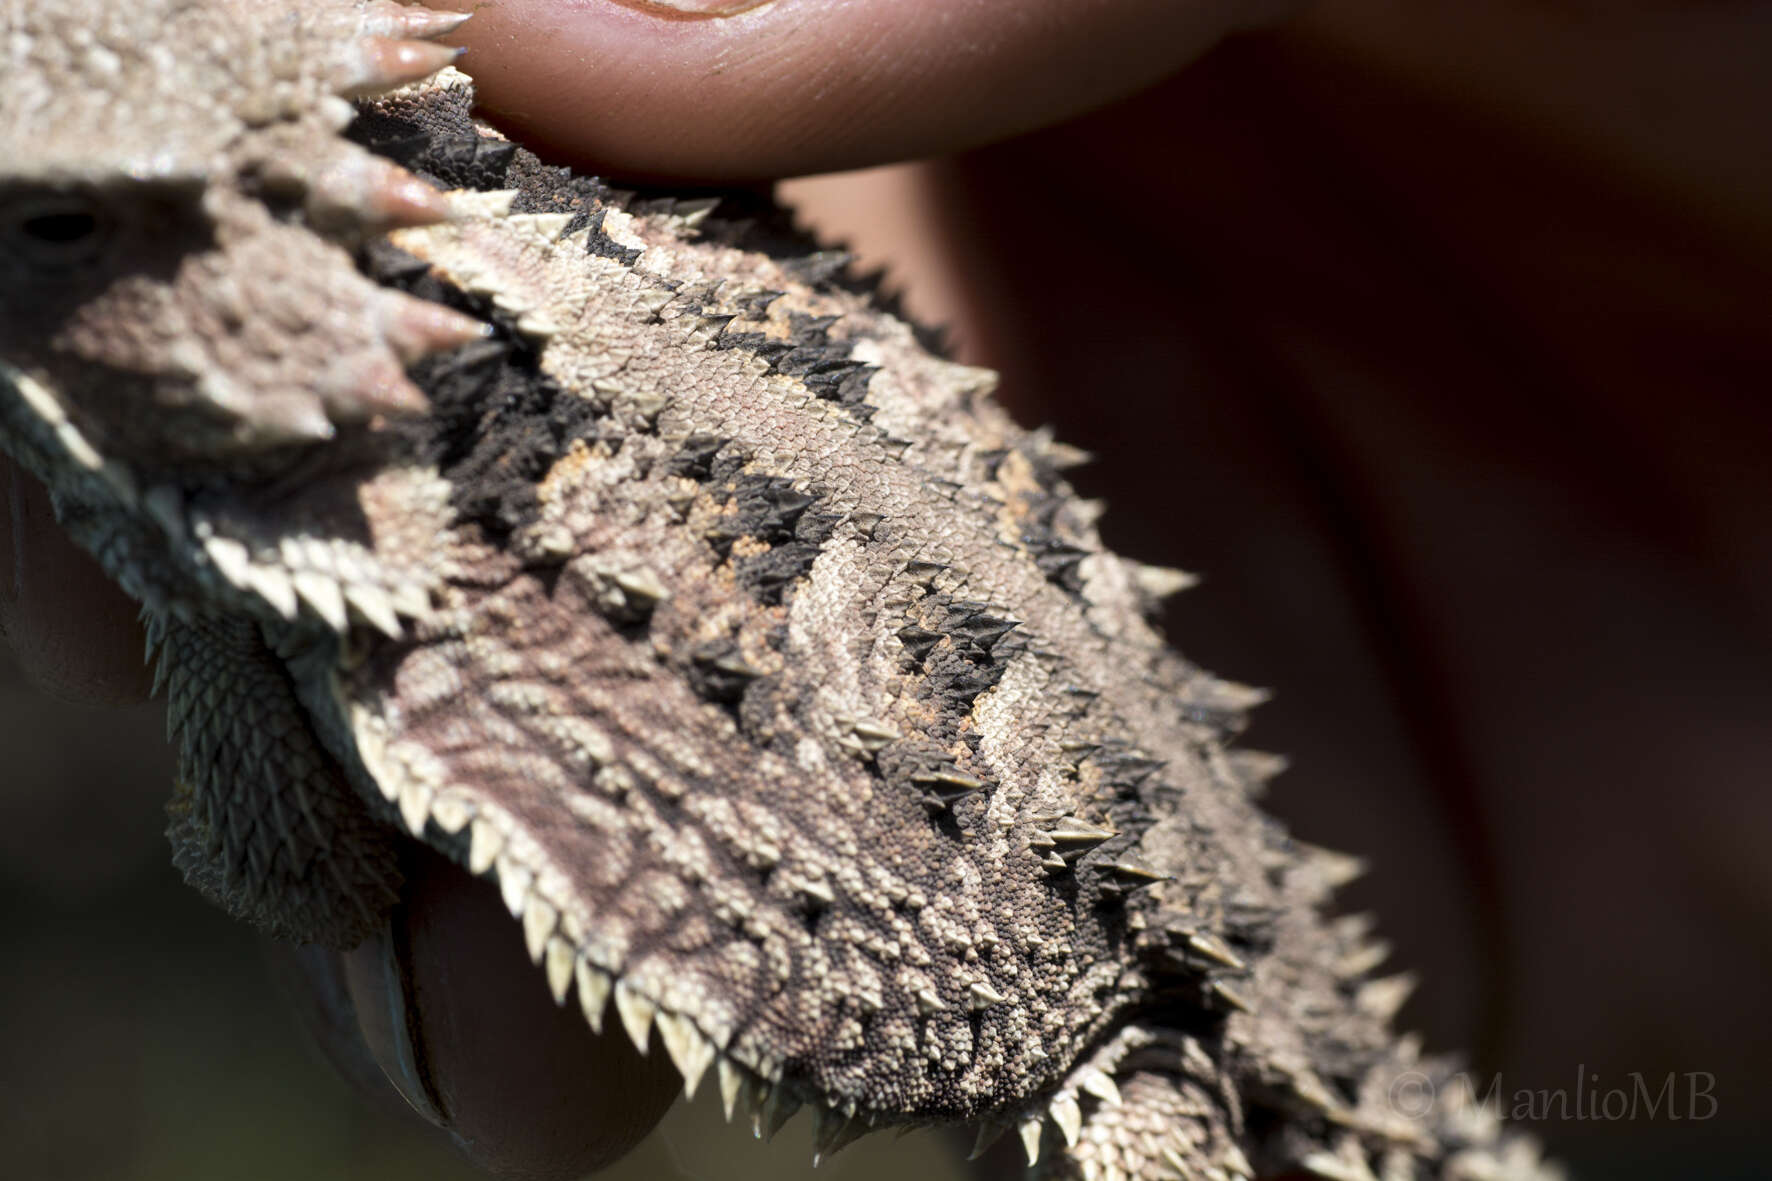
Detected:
left=8, top=1, right=1770, bottom=1177
left=0, top=460, right=153, bottom=706
left=420, top=0, right=1303, bottom=181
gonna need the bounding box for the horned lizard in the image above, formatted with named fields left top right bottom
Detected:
left=1, top=2, right=1560, bottom=1178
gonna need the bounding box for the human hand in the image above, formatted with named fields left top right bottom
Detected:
left=426, top=0, right=1301, bottom=181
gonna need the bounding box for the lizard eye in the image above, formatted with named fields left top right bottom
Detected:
left=2, top=194, right=114, bottom=274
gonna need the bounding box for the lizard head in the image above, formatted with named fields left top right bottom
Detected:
left=0, top=0, right=483, bottom=470
left=0, top=0, right=486, bottom=627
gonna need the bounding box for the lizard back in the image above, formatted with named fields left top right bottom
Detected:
left=0, top=3, right=1557, bottom=1179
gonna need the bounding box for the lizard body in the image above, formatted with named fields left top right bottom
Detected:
left=0, top=3, right=1557, bottom=1178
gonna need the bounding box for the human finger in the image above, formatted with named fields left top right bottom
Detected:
left=341, top=847, right=683, bottom=1178
left=435, top=0, right=1302, bottom=180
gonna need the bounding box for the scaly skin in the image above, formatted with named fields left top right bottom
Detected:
left=0, top=2, right=1559, bottom=1178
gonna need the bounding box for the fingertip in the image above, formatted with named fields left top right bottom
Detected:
left=436, top=0, right=1300, bottom=180
left=348, top=848, right=681, bottom=1178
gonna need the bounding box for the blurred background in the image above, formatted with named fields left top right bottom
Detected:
left=4, top=2, right=1769, bottom=1179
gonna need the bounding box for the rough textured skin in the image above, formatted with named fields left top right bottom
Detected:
left=1, top=3, right=1559, bottom=1179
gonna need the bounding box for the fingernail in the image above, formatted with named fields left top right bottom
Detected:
left=607, top=0, right=775, bottom=18
left=265, top=939, right=425, bottom=1124
left=344, top=914, right=451, bottom=1129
